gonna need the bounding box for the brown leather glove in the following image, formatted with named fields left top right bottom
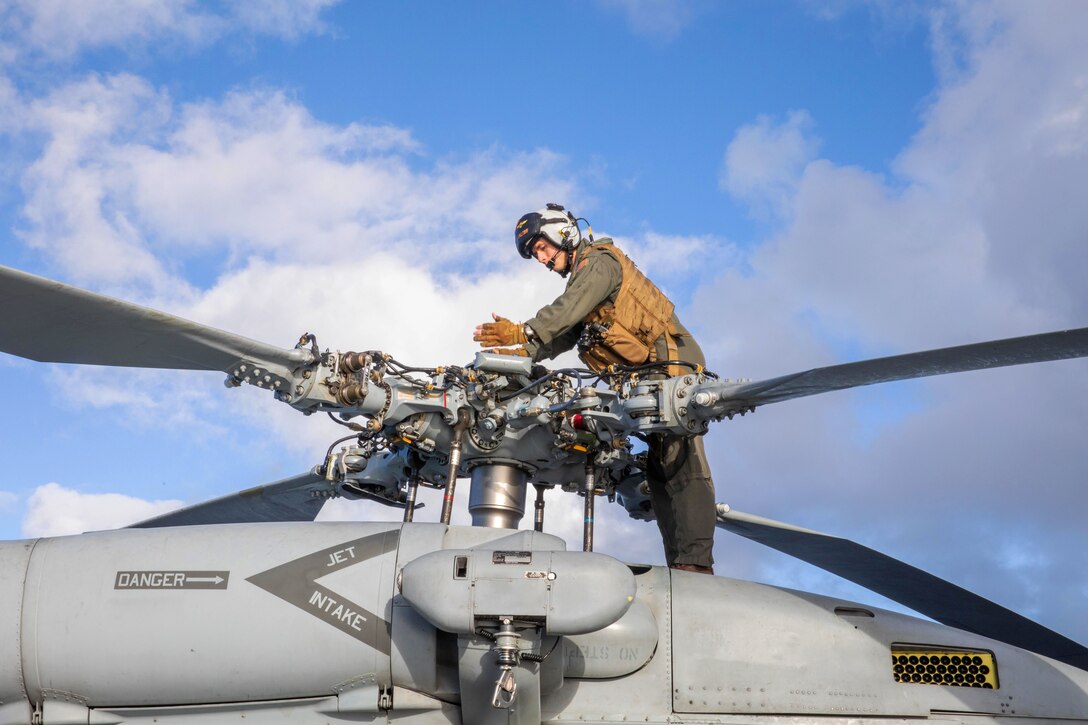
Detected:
left=486, top=347, right=530, bottom=357
left=473, top=314, right=528, bottom=348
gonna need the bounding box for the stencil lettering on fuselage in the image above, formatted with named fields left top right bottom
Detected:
left=114, top=570, right=229, bottom=589
left=246, top=529, right=399, bottom=654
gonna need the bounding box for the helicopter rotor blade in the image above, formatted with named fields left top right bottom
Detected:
left=715, top=504, right=1088, bottom=671
left=692, top=327, right=1088, bottom=419
left=0, top=264, right=312, bottom=375
left=129, top=471, right=335, bottom=528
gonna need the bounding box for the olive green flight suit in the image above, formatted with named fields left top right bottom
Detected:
left=523, top=238, right=716, bottom=569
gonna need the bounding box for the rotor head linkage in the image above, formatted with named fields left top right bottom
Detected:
left=402, top=474, right=421, bottom=523
left=533, top=484, right=548, bottom=532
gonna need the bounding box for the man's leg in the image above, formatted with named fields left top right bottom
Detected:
left=647, top=438, right=680, bottom=565
left=646, top=434, right=716, bottom=571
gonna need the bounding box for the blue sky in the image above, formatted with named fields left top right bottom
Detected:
left=2, top=0, right=1087, bottom=646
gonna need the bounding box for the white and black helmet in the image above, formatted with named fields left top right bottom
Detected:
left=515, top=203, right=581, bottom=271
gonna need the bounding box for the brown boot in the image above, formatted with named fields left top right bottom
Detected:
left=670, top=563, right=714, bottom=575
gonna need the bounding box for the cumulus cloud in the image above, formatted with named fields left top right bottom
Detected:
left=22, top=482, right=184, bottom=537
left=901, top=2, right=1088, bottom=319
left=0, top=0, right=341, bottom=61
left=13, top=74, right=575, bottom=300
left=610, top=230, right=718, bottom=280
left=704, top=1, right=1088, bottom=642
left=720, top=110, right=821, bottom=221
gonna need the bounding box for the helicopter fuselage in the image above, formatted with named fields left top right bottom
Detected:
left=2, top=521, right=1086, bottom=725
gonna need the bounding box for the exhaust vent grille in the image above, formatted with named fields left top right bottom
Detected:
left=891, top=646, right=998, bottom=689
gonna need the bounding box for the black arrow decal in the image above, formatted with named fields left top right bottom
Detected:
left=247, top=529, right=400, bottom=654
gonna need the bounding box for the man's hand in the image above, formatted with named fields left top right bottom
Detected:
left=474, top=313, right=528, bottom=347
left=484, top=347, right=530, bottom=357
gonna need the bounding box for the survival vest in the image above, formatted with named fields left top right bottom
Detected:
left=574, top=244, right=681, bottom=374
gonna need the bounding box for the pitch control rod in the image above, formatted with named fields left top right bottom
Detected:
left=583, top=461, right=596, bottom=552
left=440, top=409, right=471, bottom=525
left=533, top=484, right=547, bottom=532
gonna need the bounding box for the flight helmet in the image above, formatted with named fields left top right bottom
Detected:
left=515, top=203, right=581, bottom=274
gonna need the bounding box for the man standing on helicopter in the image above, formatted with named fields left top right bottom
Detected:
left=473, top=203, right=716, bottom=574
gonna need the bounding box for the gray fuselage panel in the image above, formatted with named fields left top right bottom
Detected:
left=671, top=570, right=1088, bottom=719
left=19, top=522, right=400, bottom=707
left=0, top=540, right=33, bottom=709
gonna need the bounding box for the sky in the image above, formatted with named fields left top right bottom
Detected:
left=1, top=0, right=1087, bottom=647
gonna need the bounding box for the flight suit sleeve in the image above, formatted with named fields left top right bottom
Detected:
left=527, top=327, right=581, bottom=362
left=524, top=252, right=622, bottom=362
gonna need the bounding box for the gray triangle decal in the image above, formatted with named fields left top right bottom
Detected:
left=247, top=529, right=400, bottom=654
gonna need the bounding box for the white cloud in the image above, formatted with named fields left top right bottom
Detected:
left=611, top=230, right=717, bottom=279
left=899, top=1, right=1088, bottom=319
left=229, top=0, right=339, bottom=41
left=18, top=73, right=180, bottom=291
left=0, top=491, right=17, bottom=512
left=703, top=1, right=1088, bottom=642
left=720, top=110, right=821, bottom=220
left=596, top=0, right=702, bottom=41
left=2, top=0, right=216, bottom=61
left=0, top=0, right=341, bottom=61
left=22, top=482, right=184, bottom=537
left=600, top=229, right=739, bottom=310
left=14, top=75, right=576, bottom=299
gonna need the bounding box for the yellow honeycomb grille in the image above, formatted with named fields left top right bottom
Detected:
left=891, top=647, right=998, bottom=689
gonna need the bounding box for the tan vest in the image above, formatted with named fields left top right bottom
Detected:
left=576, top=244, right=678, bottom=373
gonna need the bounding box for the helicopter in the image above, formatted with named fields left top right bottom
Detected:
left=1, top=262, right=1087, bottom=725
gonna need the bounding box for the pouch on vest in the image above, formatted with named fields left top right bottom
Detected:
left=578, top=306, right=653, bottom=371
